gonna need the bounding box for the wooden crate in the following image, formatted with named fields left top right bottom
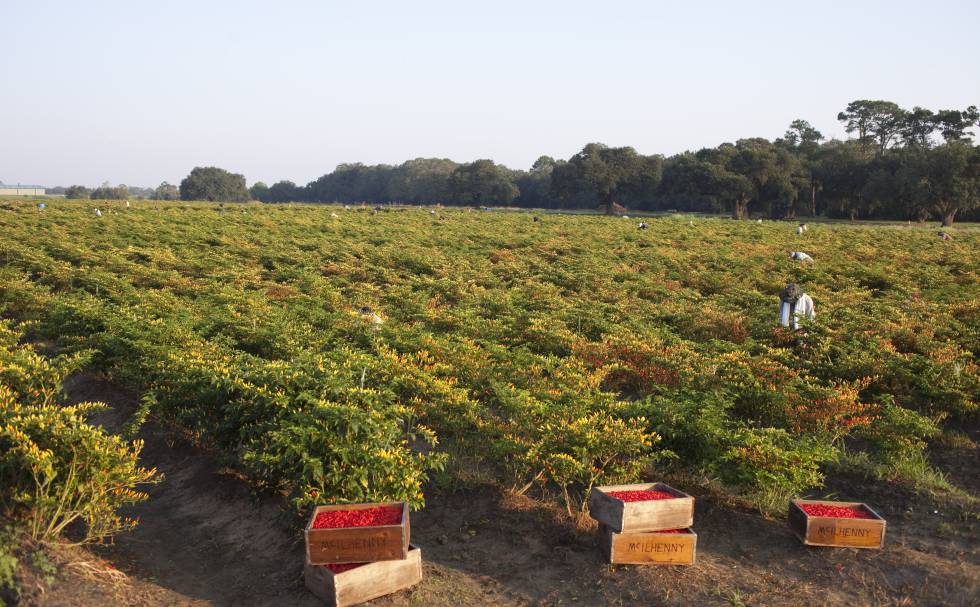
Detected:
left=788, top=499, right=886, bottom=549
left=600, top=524, right=697, bottom=565
left=304, top=545, right=422, bottom=607
left=589, top=483, right=694, bottom=532
left=305, top=502, right=410, bottom=565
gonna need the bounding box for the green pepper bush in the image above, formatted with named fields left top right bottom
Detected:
left=0, top=200, right=976, bottom=513
left=0, top=321, right=157, bottom=543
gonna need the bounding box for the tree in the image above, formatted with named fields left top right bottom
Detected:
left=783, top=119, right=824, bottom=154
left=933, top=106, right=979, bottom=143
left=386, top=158, right=457, bottom=204
left=917, top=143, right=980, bottom=226
left=898, top=107, right=937, bottom=148
left=90, top=182, right=129, bottom=200
left=619, top=155, right=665, bottom=210
left=659, top=153, right=751, bottom=215
left=812, top=141, right=874, bottom=220
left=514, top=156, right=559, bottom=208
left=550, top=143, right=644, bottom=207
left=837, top=100, right=906, bottom=154
left=306, top=163, right=393, bottom=203
left=249, top=182, right=270, bottom=201
left=701, top=139, right=804, bottom=219
left=151, top=182, right=180, bottom=200
left=65, top=185, right=90, bottom=199
left=447, top=159, right=519, bottom=205
left=265, top=180, right=304, bottom=203
left=179, top=167, right=249, bottom=202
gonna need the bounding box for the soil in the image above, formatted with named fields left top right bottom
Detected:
left=13, top=373, right=979, bottom=607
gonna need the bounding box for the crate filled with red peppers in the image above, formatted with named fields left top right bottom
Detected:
left=304, top=502, right=410, bottom=565
left=788, top=499, right=886, bottom=549
left=589, top=483, right=695, bottom=533
left=589, top=482, right=698, bottom=566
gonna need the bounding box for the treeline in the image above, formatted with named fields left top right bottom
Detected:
left=246, top=100, right=978, bottom=225
left=65, top=182, right=179, bottom=200
left=62, top=100, right=978, bottom=224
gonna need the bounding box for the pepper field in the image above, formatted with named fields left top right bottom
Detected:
left=1, top=200, right=977, bottom=518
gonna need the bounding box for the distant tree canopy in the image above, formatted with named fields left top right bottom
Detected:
left=151, top=182, right=180, bottom=200
left=179, top=167, right=248, bottom=202
left=90, top=183, right=129, bottom=200
left=65, top=185, right=90, bottom=199
left=235, top=99, right=977, bottom=224
left=447, top=159, right=519, bottom=205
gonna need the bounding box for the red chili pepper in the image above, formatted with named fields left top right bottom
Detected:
left=325, top=563, right=366, bottom=574
left=312, top=505, right=402, bottom=529
left=799, top=503, right=873, bottom=519
left=654, top=529, right=687, bottom=534
left=607, top=490, right=676, bottom=502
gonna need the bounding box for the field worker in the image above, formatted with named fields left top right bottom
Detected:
left=779, top=283, right=815, bottom=330
left=125, top=200, right=130, bottom=208
left=95, top=208, right=102, bottom=217
left=638, top=222, right=648, bottom=229
left=796, top=225, right=804, bottom=235
left=358, top=305, right=384, bottom=327
left=533, top=215, right=540, bottom=222
left=37, top=203, right=45, bottom=210
left=798, top=222, right=808, bottom=232
left=789, top=251, right=813, bottom=263
left=330, top=212, right=339, bottom=218
left=938, top=231, right=951, bottom=241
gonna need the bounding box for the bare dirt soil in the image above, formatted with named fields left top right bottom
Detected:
left=15, top=374, right=979, bottom=607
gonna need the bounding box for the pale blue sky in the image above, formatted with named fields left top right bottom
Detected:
left=2, top=0, right=978, bottom=187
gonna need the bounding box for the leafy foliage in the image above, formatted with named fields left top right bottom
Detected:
left=0, top=321, right=157, bottom=544
left=0, top=201, right=976, bottom=514
left=179, top=166, right=249, bottom=202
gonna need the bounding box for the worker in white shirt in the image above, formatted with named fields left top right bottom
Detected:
left=789, top=251, right=813, bottom=263
left=779, top=283, right=815, bottom=330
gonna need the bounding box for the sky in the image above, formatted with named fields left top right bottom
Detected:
left=2, top=0, right=979, bottom=188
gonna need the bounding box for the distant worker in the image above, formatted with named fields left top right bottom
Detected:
left=798, top=222, right=808, bottom=232
left=94, top=208, right=102, bottom=217
left=358, top=306, right=384, bottom=327
left=533, top=215, right=540, bottom=222
left=796, top=225, right=804, bottom=235
left=789, top=251, right=813, bottom=263
left=125, top=200, right=130, bottom=208
left=638, top=222, right=648, bottom=230
left=37, top=203, right=45, bottom=210
left=779, top=283, right=815, bottom=330
left=938, top=231, right=952, bottom=241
